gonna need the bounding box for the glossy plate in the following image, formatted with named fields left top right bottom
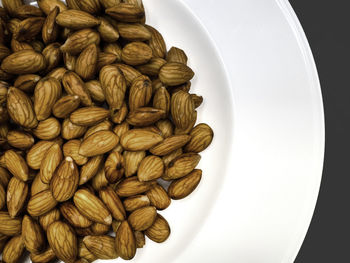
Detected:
left=2, top=0, right=324, bottom=262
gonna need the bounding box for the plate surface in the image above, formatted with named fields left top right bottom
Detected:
left=0, top=0, right=324, bottom=262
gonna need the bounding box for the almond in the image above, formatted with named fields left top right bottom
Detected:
left=63, top=140, right=88, bottom=166
left=42, top=42, right=62, bottom=73
left=83, top=235, right=118, bottom=259
left=103, top=42, right=122, bottom=59
left=13, top=5, right=44, bottom=19
left=128, top=206, right=157, bottom=231
left=50, top=157, right=79, bottom=202
left=34, top=77, right=62, bottom=121
left=100, top=0, right=121, bottom=9
left=99, top=187, right=126, bottom=221
left=160, top=62, right=194, bottom=86
left=117, top=22, right=151, bottom=41
left=146, top=25, right=167, bottom=58
left=84, top=120, right=112, bottom=139
left=2, top=235, right=25, bottom=263
left=28, top=190, right=58, bottom=217
left=105, top=151, right=124, bottom=183
left=5, top=149, right=29, bottom=182
left=61, top=28, right=100, bottom=55
left=75, top=44, right=98, bottom=80
left=115, top=220, right=136, bottom=260
left=122, top=41, right=152, bottom=66
left=56, top=10, right=100, bottom=29
left=31, top=174, right=50, bottom=196
left=115, top=63, right=142, bottom=86
left=79, top=239, right=98, bottom=262
left=156, top=119, right=174, bottom=138
left=62, top=119, right=87, bottom=140
left=145, top=214, right=170, bottom=243
left=0, top=211, right=22, bottom=236
left=124, top=150, right=146, bottom=177
left=150, top=135, right=191, bottom=156
left=0, top=183, right=5, bottom=210
left=168, top=169, right=202, bottom=200
left=153, top=86, right=170, bottom=116
left=7, top=131, right=34, bottom=150
left=47, top=221, right=78, bottom=263
left=30, top=247, right=57, bottom=263
left=98, top=17, right=119, bottom=43
left=120, top=129, right=163, bottom=151
left=39, top=208, right=61, bottom=231
left=42, top=7, right=59, bottom=44
left=37, top=0, right=68, bottom=15
left=70, top=106, right=109, bottom=126
left=99, top=65, right=127, bottom=111
left=74, top=189, right=112, bottom=225
left=13, top=17, right=45, bottom=41
left=163, top=153, right=201, bottom=180
left=91, top=166, right=109, bottom=191
left=27, top=140, right=55, bottom=170
left=22, top=215, right=45, bottom=254
left=167, top=46, right=188, bottom=64
left=191, top=93, right=204, bottom=108
left=1, top=50, right=46, bottom=74
left=135, top=231, right=146, bottom=248
left=85, top=80, right=105, bottom=103
left=60, top=202, right=93, bottom=228
left=40, top=144, right=63, bottom=184
left=80, top=131, right=119, bottom=157
left=90, top=222, right=110, bottom=235
left=7, top=87, right=38, bottom=129
left=184, top=123, right=214, bottom=153
left=111, top=101, right=128, bottom=124
left=138, top=155, right=164, bottom=182
left=2, top=0, right=23, bottom=16
left=171, top=90, right=196, bottom=130
left=123, top=195, right=150, bottom=212
left=7, top=177, right=28, bottom=218
left=62, top=71, right=92, bottom=106
left=79, top=155, right=104, bottom=185
left=79, top=0, right=102, bottom=14
left=33, top=117, right=61, bottom=140
left=147, top=184, right=171, bottom=210
left=14, top=74, right=41, bottom=93
left=106, top=3, right=145, bottom=23
left=116, top=176, right=152, bottom=197
left=53, top=95, right=81, bottom=119
left=128, top=75, right=152, bottom=111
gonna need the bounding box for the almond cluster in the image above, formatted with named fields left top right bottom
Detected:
left=0, top=0, right=214, bottom=262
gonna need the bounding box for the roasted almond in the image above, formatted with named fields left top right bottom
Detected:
left=145, top=214, right=170, bottom=243
left=123, top=150, right=146, bottom=177
left=0, top=43, right=10, bottom=62
left=115, top=220, right=136, bottom=260
left=62, top=119, right=87, bottom=140
left=122, top=41, right=152, bottom=66
left=22, top=215, right=45, bottom=254
left=146, top=25, right=167, bottom=58
left=63, top=140, right=88, bottom=166
left=128, top=206, right=157, bottom=231
left=167, top=46, right=188, bottom=64
left=1, top=50, right=46, bottom=74
left=103, top=42, right=122, bottom=59
left=31, top=174, right=50, bottom=196
left=79, top=239, right=98, bottom=262
left=50, top=157, right=79, bottom=202
left=100, top=0, right=122, bottom=9
left=168, top=169, right=202, bottom=200
left=56, top=10, right=100, bottom=29
left=2, top=235, right=25, bottom=263
left=60, top=202, right=93, bottom=228
left=48, top=67, right=67, bottom=81
left=7, top=177, right=28, bottom=218
left=150, top=135, right=191, bottom=156
left=163, top=153, right=201, bottom=180
left=99, top=187, right=126, bottom=221
left=47, top=221, right=78, bottom=263
left=0, top=211, right=22, bottom=236
left=2, top=0, right=23, bottom=16
left=74, top=189, right=112, bottom=225
left=116, top=176, right=152, bottom=197
left=137, top=155, right=164, bottom=182
left=84, top=120, right=112, bottom=139
left=42, top=42, right=62, bottom=73
left=171, top=90, right=196, bottom=130
left=120, top=129, right=163, bottom=151
left=160, top=62, right=194, bottom=86
left=42, top=6, right=59, bottom=44
left=85, top=80, right=105, bottom=103
left=83, top=235, right=118, bottom=260
left=13, top=5, right=44, bottom=19
left=7, top=87, right=38, bottom=129
left=90, top=222, right=110, bottom=235
left=106, top=3, right=145, bottom=23
left=7, top=131, right=34, bottom=150
left=75, top=43, right=98, bottom=80
left=14, top=74, right=41, bottom=93
left=79, top=155, right=104, bottom=185
left=28, top=189, right=58, bottom=217
left=79, top=0, right=102, bottom=14
left=184, top=123, right=214, bottom=153
left=39, top=208, right=61, bottom=231
left=33, top=117, right=61, bottom=140
left=10, top=38, right=34, bottom=52
left=156, top=119, right=174, bottom=139
left=70, top=106, right=109, bottom=126
left=99, top=65, right=127, bottom=111
left=0, top=183, right=5, bottom=210
left=5, top=149, right=29, bottom=182
left=191, top=93, right=204, bottom=108
left=98, top=17, right=119, bottom=43
left=110, top=101, right=128, bottom=124
left=123, top=195, right=150, bottom=212
left=37, top=0, right=68, bottom=15
left=61, top=28, right=100, bottom=55
left=53, top=95, right=81, bottom=118
left=128, top=75, right=152, bottom=111
left=115, top=63, right=142, bottom=86
left=135, top=231, right=146, bottom=248
left=105, top=151, right=124, bottom=183
left=40, top=143, right=62, bottom=184
left=153, top=86, right=170, bottom=116
left=26, top=140, right=55, bottom=170
left=97, top=52, right=119, bottom=71
left=13, top=17, right=45, bottom=41
left=30, top=247, right=57, bottom=263
left=80, top=130, right=119, bottom=157
left=91, top=165, right=109, bottom=192
left=34, top=77, right=62, bottom=121
left=62, top=71, right=92, bottom=106
left=117, top=22, right=151, bottom=41
left=147, top=184, right=171, bottom=210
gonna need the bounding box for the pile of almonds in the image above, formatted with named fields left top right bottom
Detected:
left=0, top=0, right=214, bottom=262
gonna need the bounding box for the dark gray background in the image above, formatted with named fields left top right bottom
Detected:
left=289, top=0, right=350, bottom=262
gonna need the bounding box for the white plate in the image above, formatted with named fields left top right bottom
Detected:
left=1, top=0, right=324, bottom=262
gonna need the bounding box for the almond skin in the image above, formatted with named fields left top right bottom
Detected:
left=33, top=117, right=61, bottom=140
left=70, top=106, right=109, bottom=126
left=145, top=214, right=171, bottom=243
left=56, top=10, right=100, bottom=30
left=75, top=43, right=98, bottom=80
left=22, top=215, right=45, bottom=254
left=128, top=206, right=157, bottom=231
left=120, top=129, right=163, bottom=151
left=39, top=208, right=61, bottom=231
left=159, top=62, right=194, bottom=86
left=27, top=140, right=55, bottom=170
left=79, top=155, right=104, bottom=185
left=62, top=119, right=87, bottom=140
left=42, top=7, right=59, bottom=44
left=99, top=187, right=126, bottom=221
left=2, top=235, right=25, bottom=263
left=127, top=107, right=165, bottom=127
left=63, top=140, right=88, bottom=166
left=123, top=195, right=150, bottom=212
left=79, top=131, right=119, bottom=157
left=128, top=75, right=152, bottom=111
left=50, top=157, right=79, bottom=202
left=104, top=151, right=124, bottom=183
left=53, top=95, right=81, bottom=119
left=168, top=169, right=202, bottom=200
left=28, top=190, right=58, bottom=217
left=47, top=221, right=78, bottom=263
left=83, top=235, right=118, bottom=259
left=124, top=151, right=146, bottom=177
left=7, top=131, right=34, bottom=150
left=73, top=189, right=112, bottom=225
left=146, top=25, right=167, bottom=58
left=7, top=87, right=38, bottom=129
left=115, top=220, right=136, bottom=260
left=5, top=149, right=29, bottom=182
left=30, top=247, right=57, bottom=263
left=122, top=41, right=152, bottom=66
left=184, top=123, right=214, bottom=153
left=116, top=176, right=152, bottom=197
left=61, top=28, right=100, bottom=55
left=7, top=177, right=29, bottom=218
left=163, top=153, right=201, bottom=180
left=137, top=155, right=164, bottom=182
left=0, top=211, right=22, bottom=236
left=1, top=50, right=46, bottom=74
left=31, top=174, right=50, bottom=196
left=60, top=202, right=93, bottom=228
left=150, top=135, right=191, bottom=156
left=14, top=74, right=41, bottom=93
left=0, top=183, right=5, bottom=210
left=147, top=184, right=171, bottom=210
left=106, top=3, right=145, bottom=23
left=62, top=71, right=92, bottom=106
